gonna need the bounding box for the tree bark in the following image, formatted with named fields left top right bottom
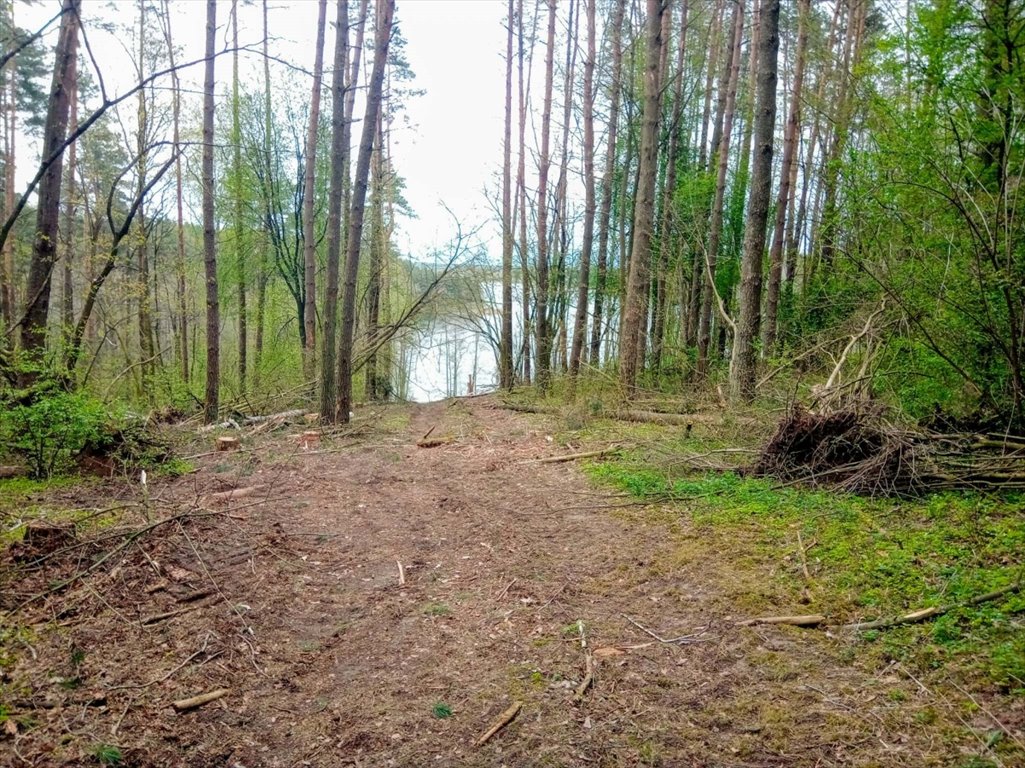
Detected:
left=18, top=0, right=80, bottom=371
left=500, top=0, right=515, bottom=389
left=762, top=0, right=808, bottom=354
left=202, top=0, right=219, bottom=423
left=569, top=0, right=597, bottom=378
left=302, top=0, right=328, bottom=374
left=534, top=0, right=557, bottom=392
left=696, top=0, right=743, bottom=376
left=619, top=0, right=666, bottom=392
left=320, top=0, right=350, bottom=420
left=232, top=0, right=247, bottom=391
left=336, top=0, right=395, bottom=423
left=588, top=0, right=625, bottom=367
left=729, top=0, right=779, bottom=402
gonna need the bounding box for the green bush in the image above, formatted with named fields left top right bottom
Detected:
left=0, top=390, right=107, bottom=478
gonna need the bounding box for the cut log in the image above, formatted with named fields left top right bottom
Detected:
left=216, top=436, right=240, bottom=452
left=0, top=465, right=27, bottom=479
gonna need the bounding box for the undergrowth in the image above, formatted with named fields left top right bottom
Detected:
left=583, top=422, right=1025, bottom=694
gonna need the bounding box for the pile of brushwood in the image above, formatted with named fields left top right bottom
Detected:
left=749, top=401, right=1025, bottom=496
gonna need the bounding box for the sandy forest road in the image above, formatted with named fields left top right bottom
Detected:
left=8, top=397, right=951, bottom=766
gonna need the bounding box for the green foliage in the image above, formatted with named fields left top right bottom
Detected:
left=0, top=388, right=107, bottom=479
left=431, top=701, right=453, bottom=719
left=587, top=452, right=1025, bottom=689
left=91, top=744, right=123, bottom=766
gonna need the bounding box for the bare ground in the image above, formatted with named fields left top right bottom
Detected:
left=2, top=397, right=1020, bottom=766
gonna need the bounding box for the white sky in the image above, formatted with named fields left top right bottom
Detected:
left=15, top=0, right=509, bottom=258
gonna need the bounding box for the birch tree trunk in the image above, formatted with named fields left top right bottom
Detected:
left=302, top=0, right=328, bottom=372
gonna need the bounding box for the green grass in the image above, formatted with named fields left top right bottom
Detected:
left=91, top=744, right=123, bottom=765
left=431, top=701, right=453, bottom=719
left=586, top=459, right=1025, bottom=692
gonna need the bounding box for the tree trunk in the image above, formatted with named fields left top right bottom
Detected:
left=619, top=0, right=666, bottom=392
left=588, top=0, right=626, bottom=367
left=569, top=0, right=597, bottom=378
left=160, top=0, right=189, bottom=385
left=320, top=0, right=350, bottom=421
left=730, top=0, right=779, bottom=402
left=763, top=0, right=807, bottom=354
left=336, top=0, right=395, bottom=423
left=500, top=0, right=515, bottom=389
left=0, top=0, right=16, bottom=336
left=695, top=0, right=742, bottom=375
left=60, top=46, right=78, bottom=336
left=364, top=108, right=385, bottom=400
left=136, top=0, right=154, bottom=393
left=534, top=0, right=557, bottom=392
left=254, top=0, right=273, bottom=380
left=19, top=0, right=80, bottom=371
left=516, top=0, right=534, bottom=383
left=232, top=0, right=247, bottom=391
left=202, top=0, right=219, bottom=423
left=301, top=0, right=328, bottom=376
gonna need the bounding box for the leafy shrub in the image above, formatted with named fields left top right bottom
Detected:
left=0, top=390, right=107, bottom=478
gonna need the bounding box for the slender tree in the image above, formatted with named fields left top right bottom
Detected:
left=202, top=0, right=218, bottom=423
left=569, top=0, right=596, bottom=377
left=534, top=0, right=557, bottom=392
left=336, top=0, right=396, bottom=423
left=499, top=0, right=515, bottom=389
left=620, top=0, right=666, bottom=391
left=730, top=0, right=779, bottom=401
left=302, top=0, right=328, bottom=372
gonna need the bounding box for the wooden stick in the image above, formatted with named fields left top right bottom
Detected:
left=738, top=614, right=826, bottom=627
left=201, top=485, right=266, bottom=507
left=531, top=448, right=619, bottom=464
left=574, top=620, right=594, bottom=703
left=843, top=582, right=1022, bottom=632
left=140, top=605, right=198, bottom=626
left=475, top=701, right=522, bottom=747
left=396, top=560, right=406, bottom=586
left=172, top=688, right=228, bottom=712
left=796, top=531, right=812, bottom=583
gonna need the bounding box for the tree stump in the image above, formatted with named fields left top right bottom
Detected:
left=299, top=431, right=321, bottom=450
left=13, top=520, right=76, bottom=562
left=216, top=436, right=240, bottom=452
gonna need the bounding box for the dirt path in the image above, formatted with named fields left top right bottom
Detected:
left=5, top=398, right=958, bottom=766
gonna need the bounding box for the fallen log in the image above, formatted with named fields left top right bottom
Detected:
left=532, top=448, right=619, bottom=464
left=201, top=485, right=266, bottom=507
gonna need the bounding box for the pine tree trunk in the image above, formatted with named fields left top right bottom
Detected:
left=232, top=0, right=247, bottom=391
left=0, top=0, right=16, bottom=335
left=620, top=0, right=666, bottom=392
left=588, top=0, right=626, bottom=367
left=500, top=0, right=516, bottom=389
left=202, top=0, right=219, bottom=423
left=569, top=0, right=598, bottom=378
left=763, top=0, right=808, bottom=353
left=516, top=0, right=534, bottom=383
left=319, top=0, right=350, bottom=421
left=336, top=0, right=395, bottom=423
left=60, top=48, right=78, bottom=335
left=301, top=0, right=328, bottom=375
left=695, top=0, right=742, bottom=376
left=730, top=0, right=779, bottom=402
left=19, top=0, right=80, bottom=370
left=534, top=0, right=557, bottom=392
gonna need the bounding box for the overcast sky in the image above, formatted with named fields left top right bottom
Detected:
left=16, top=0, right=509, bottom=258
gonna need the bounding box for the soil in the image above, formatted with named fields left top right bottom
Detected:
left=1, top=397, right=1018, bottom=766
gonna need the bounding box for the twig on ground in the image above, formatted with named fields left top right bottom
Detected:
left=623, top=615, right=711, bottom=643
left=574, top=620, right=594, bottom=703
left=528, top=447, right=620, bottom=464
left=172, top=688, right=229, bottom=712
left=397, top=560, right=406, bottom=586
left=843, top=581, right=1022, bottom=632
left=738, top=614, right=826, bottom=627
left=475, top=701, right=523, bottom=746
